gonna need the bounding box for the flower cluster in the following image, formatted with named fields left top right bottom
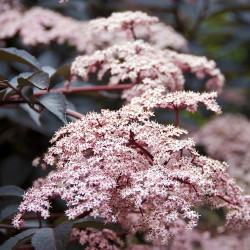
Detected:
left=71, top=40, right=224, bottom=101
left=192, top=113, right=250, bottom=192
left=71, top=228, right=124, bottom=250
left=88, top=11, right=158, bottom=39
left=0, top=8, right=187, bottom=53
left=171, top=229, right=250, bottom=250
left=0, top=0, right=21, bottom=13
left=130, top=86, right=222, bottom=115
left=13, top=100, right=250, bottom=244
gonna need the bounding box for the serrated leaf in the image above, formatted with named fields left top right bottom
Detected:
left=17, top=71, right=50, bottom=90
left=0, top=204, right=19, bottom=222
left=0, top=185, right=24, bottom=197
left=54, top=221, right=72, bottom=250
left=73, top=217, right=124, bottom=233
left=32, top=228, right=55, bottom=250
left=0, top=48, right=41, bottom=70
left=0, top=229, right=38, bottom=250
left=38, top=92, right=67, bottom=124
left=20, top=103, right=41, bottom=126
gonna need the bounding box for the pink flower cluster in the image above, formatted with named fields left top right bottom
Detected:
left=171, top=229, right=250, bottom=250
left=130, top=87, right=222, bottom=115
left=192, top=113, right=250, bottom=192
left=88, top=11, right=158, bottom=39
left=71, top=40, right=224, bottom=101
left=13, top=100, right=250, bottom=244
left=0, top=0, right=21, bottom=13
left=0, top=8, right=187, bottom=53
left=71, top=228, right=124, bottom=250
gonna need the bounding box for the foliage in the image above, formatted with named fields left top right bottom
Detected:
left=0, top=0, right=250, bottom=249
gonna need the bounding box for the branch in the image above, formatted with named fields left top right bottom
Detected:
left=6, top=213, right=65, bottom=221
left=173, top=0, right=185, bottom=32
left=66, top=109, right=84, bottom=119
left=0, top=224, right=54, bottom=230
left=188, top=0, right=210, bottom=39
left=127, top=130, right=154, bottom=162
left=33, top=84, right=133, bottom=97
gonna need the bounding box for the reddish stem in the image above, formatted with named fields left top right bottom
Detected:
left=33, top=84, right=133, bottom=97
left=128, top=130, right=153, bottom=162
left=66, top=109, right=84, bottom=119
left=6, top=213, right=65, bottom=221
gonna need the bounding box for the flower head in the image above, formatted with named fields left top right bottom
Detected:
left=13, top=105, right=249, bottom=244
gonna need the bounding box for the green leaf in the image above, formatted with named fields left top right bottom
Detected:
left=17, top=71, right=50, bottom=90
left=0, top=229, right=38, bottom=250
left=32, top=228, right=55, bottom=250
left=54, top=221, right=72, bottom=250
left=51, top=64, right=71, bottom=79
left=20, top=104, right=41, bottom=126
left=0, top=204, right=19, bottom=222
left=0, top=48, right=41, bottom=70
left=38, top=92, right=68, bottom=124
left=0, top=185, right=24, bottom=198
left=73, top=217, right=124, bottom=233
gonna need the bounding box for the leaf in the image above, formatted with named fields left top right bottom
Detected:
left=0, top=74, right=5, bottom=81
left=38, top=92, right=67, bottom=124
left=20, top=104, right=41, bottom=126
left=0, top=204, right=19, bottom=222
left=0, top=89, right=7, bottom=100
left=51, top=64, right=71, bottom=79
left=0, top=229, right=38, bottom=250
left=42, top=66, right=56, bottom=77
left=0, top=48, right=41, bottom=70
left=2, top=88, right=15, bottom=101
left=54, top=221, right=72, bottom=250
left=32, top=228, right=55, bottom=250
left=31, top=222, right=72, bottom=250
left=17, top=71, right=50, bottom=90
left=73, top=217, right=124, bottom=233
left=0, top=185, right=24, bottom=198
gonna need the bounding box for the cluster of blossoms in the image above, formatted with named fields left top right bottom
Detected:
left=129, top=87, right=222, bottom=115
left=0, top=8, right=187, bottom=53
left=171, top=229, right=250, bottom=250
left=71, top=40, right=224, bottom=101
left=192, top=114, right=250, bottom=192
left=0, top=0, right=20, bottom=13
left=13, top=95, right=250, bottom=244
left=71, top=228, right=124, bottom=250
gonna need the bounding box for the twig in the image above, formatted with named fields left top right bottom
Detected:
left=66, top=109, right=84, bottom=119
left=188, top=0, right=210, bottom=40
left=173, top=0, right=185, bottom=32
left=6, top=213, right=65, bottom=221
left=127, top=130, right=154, bottom=162
left=32, top=84, right=133, bottom=97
